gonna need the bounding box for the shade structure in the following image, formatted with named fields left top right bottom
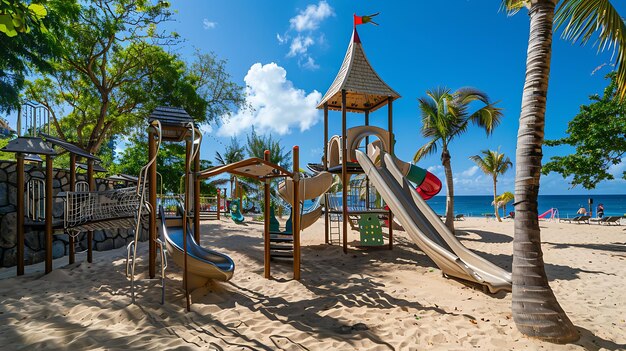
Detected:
left=0, top=136, right=56, bottom=155
left=148, top=106, right=195, bottom=142
left=316, top=28, right=400, bottom=113
left=77, top=162, right=108, bottom=173
left=40, top=133, right=100, bottom=161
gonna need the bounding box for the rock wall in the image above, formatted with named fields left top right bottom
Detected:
left=0, top=161, right=145, bottom=268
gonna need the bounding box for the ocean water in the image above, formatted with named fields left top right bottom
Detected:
left=320, top=194, right=626, bottom=218
left=426, top=195, right=626, bottom=218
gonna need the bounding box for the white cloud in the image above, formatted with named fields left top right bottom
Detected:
left=217, top=63, right=322, bottom=137
left=288, top=35, right=314, bottom=57
left=203, top=19, right=217, bottom=29
left=198, top=123, right=213, bottom=136
left=608, top=157, right=626, bottom=178
left=301, top=56, right=319, bottom=70
left=278, top=1, right=334, bottom=70
left=461, top=166, right=480, bottom=177
left=427, top=165, right=443, bottom=173
left=289, top=1, right=334, bottom=32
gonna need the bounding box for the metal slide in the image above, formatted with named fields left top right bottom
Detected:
left=356, top=150, right=511, bottom=293
left=158, top=206, right=234, bottom=290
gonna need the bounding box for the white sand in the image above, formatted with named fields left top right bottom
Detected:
left=0, top=216, right=624, bottom=350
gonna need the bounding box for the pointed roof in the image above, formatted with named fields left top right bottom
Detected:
left=317, top=27, right=400, bottom=113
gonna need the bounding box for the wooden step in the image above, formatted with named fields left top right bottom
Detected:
left=270, top=244, right=293, bottom=251
left=270, top=251, right=293, bottom=259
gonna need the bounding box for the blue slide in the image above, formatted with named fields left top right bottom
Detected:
left=158, top=206, right=234, bottom=290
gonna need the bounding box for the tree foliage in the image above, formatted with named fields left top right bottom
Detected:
left=24, top=0, right=244, bottom=154
left=470, top=148, right=512, bottom=221
left=543, top=73, right=626, bottom=189
left=114, top=133, right=213, bottom=194
left=0, top=0, right=78, bottom=112
left=245, top=128, right=292, bottom=169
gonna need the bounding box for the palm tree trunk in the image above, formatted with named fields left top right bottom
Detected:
left=494, top=176, right=501, bottom=222
left=441, top=148, right=455, bottom=232
left=512, top=0, right=578, bottom=343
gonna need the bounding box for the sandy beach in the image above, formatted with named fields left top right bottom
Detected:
left=0, top=216, right=624, bottom=350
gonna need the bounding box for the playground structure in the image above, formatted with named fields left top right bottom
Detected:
left=308, top=25, right=511, bottom=292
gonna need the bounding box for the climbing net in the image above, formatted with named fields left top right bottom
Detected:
left=64, top=187, right=145, bottom=231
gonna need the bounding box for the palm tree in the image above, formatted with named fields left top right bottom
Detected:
left=502, top=0, right=626, bottom=342
left=214, top=137, right=252, bottom=197
left=495, top=191, right=515, bottom=217
left=469, top=149, right=512, bottom=222
left=414, top=87, right=503, bottom=232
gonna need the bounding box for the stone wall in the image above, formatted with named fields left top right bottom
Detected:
left=0, top=161, right=145, bottom=268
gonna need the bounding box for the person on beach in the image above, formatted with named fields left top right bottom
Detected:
left=596, top=203, right=605, bottom=218
left=577, top=206, right=587, bottom=215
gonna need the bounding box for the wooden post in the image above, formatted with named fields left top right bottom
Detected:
left=216, top=188, right=221, bottom=220
left=16, top=154, right=25, bottom=276
left=323, top=103, right=329, bottom=244
left=69, top=154, right=76, bottom=264
left=365, top=110, right=370, bottom=210
left=87, top=159, right=94, bottom=263
left=193, top=146, right=201, bottom=243
left=292, top=146, right=301, bottom=280
left=388, top=97, right=394, bottom=250
left=263, top=150, right=271, bottom=279
left=148, top=130, right=157, bottom=278
left=45, top=155, right=53, bottom=274
left=323, top=103, right=328, bottom=171
left=341, top=90, right=348, bottom=254
left=183, top=137, right=191, bottom=311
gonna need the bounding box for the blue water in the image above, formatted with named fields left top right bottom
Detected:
left=321, top=194, right=626, bottom=218
left=426, top=195, right=626, bottom=218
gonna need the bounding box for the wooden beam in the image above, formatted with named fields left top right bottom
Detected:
left=16, top=154, right=24, bottom=276
left=216, top=188, right=221, bottom=220
left=388, top=96, right=393, bottom=250
left=45, top=155, right=53, bottom=274
left=341, top=90, right=348, bottom=254
left=198, top=158, right=292, bottom=180
left=69, top=154, right=76, bottom=264
left=148, top=130, right=157, bottom=278
left=292, top=146, right=301, bottom=280
left=87, top=159, right=94, bottom=263
left=263, top=150, right=271, bottom=279
left=323, top=103, right=328, bottom=171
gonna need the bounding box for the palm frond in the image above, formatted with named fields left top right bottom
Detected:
left=413, top=139, right=438, bottom=163
left=468, top=103, right=504, bottom=135
left=500, top=0, right=527, bottom=16
left=555, top=0, right=626, bottom=99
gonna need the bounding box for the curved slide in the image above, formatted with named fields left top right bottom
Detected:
left=158, top=206, right=235, bottom=290
left=278, top=171, right=333, bottom=230
left=328, top=126, right=442, bottom=200
left=356, top=150, right=511, bottom=293
left=229, top=199, right=245, bottom=223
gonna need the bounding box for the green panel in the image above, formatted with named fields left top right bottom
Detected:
left=406, top=164, right=427, bottom=186
left=358, top=214, right=384, bottom=246
left=269, top=205, right=280, bottom=232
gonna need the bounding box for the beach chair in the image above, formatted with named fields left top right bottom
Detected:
left=599, top=216, right=621, bottom=226
left=560, top=215, right=590, bottom=224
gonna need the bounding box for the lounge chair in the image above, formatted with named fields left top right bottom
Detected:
left=599, top=216, right=621, bottom=226
left=454, top=214, right=465, bottom=221
left=560, top=215, right=590, bottom=224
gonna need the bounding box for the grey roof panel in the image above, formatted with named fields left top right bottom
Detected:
left=0, top=137, right=57, bottom=155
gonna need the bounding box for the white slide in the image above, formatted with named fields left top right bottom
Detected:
left=356, top=150, right=512, bottom=293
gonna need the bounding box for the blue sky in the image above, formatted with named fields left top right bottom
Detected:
left=6, top=1, right=626, bottom=195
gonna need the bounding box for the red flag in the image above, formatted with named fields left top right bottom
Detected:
left=353, top=14, right=364, bottom=26
left=353, top=12, right=379, bottom=27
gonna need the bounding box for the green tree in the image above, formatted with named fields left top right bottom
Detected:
left=0, top=0, right=79, bottom=112
left=25, top=0, right=244, bottom=155
left=502, top=0, right=626, bottom=342
left=214, top=137, right=252, bottom=198
left=115, top=133, right=212, bottom=194
left=413, top=87, right=503, bottom=232
left=543, top=74, right=625, bottom=188
left=245, top=128, right=292, bottom=169
left=469, top=149, right=512, bottom=222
